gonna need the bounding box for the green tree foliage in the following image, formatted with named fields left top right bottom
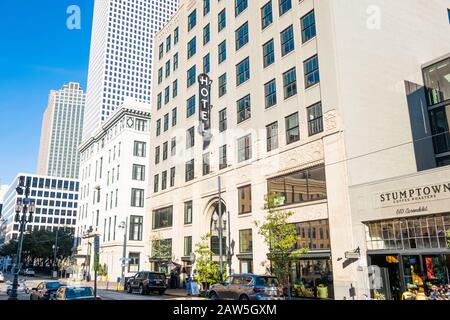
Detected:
left=193, top=233, right=222, bottom=287
left=254, top=193, right=308, bottom=289
left=447, top=229, right=450, bottom=249
left=0, top=229, right=74, bottom=268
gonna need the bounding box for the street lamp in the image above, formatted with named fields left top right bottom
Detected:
left=118, top=218, right=128, bottom=290
left=9, top=177, right=35, bottom=300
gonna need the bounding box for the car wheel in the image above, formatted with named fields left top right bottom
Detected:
left=209, top=292, right=219, bottom=300
left=139, top=285, right=146, bottom=295
left=126, top=284, right=132, bottom=294
left=239, top=294, right=249, bottom=301
left=7, top=289, right=11, bottom=296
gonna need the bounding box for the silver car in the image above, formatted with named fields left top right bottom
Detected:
left=208, top=274, right=284, bottom=300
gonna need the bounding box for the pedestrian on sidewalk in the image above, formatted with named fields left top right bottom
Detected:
left=186, top=274, right=192, bottom=296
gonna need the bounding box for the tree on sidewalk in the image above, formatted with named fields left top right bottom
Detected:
left=193, top=233, right=221, bottom=290
left=254, top=193, right=308, bottom=292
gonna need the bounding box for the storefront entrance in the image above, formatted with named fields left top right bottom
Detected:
left=368, top=253, right=450, bottom=300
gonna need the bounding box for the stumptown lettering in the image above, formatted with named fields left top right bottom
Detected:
left=380, top=182, right=450, bottom=205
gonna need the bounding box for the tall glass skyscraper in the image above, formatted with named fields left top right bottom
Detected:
left=82, top=0, right=179, bottom=141
left=37, top=82, right=85, bottom=179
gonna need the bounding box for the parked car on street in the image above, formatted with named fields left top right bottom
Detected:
left=52, top=286, right=100, bottom=300
left=6, top=280, right=30, bottom=296
left=126, top=271, right=167, bottom=295
left=208, top=274, right=284, bottom=300
left=24, top=268, right=35, bottom=277
left=30, top=281, right=66, bottom=300
left=0, top=271, right=5, bottom=283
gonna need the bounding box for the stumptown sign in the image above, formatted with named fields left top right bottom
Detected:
left=377, top=182, right=450, bottom=208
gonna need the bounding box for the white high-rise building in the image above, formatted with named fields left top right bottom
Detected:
left=37, top=82, right=85, bottom=179
left=82, top=0, right=179, bottom=141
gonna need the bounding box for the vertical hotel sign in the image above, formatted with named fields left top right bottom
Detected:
left=198, top=73, right=212, bottom=150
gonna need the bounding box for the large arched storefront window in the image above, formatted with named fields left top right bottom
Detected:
left=209, top=201, right=227, bottom=256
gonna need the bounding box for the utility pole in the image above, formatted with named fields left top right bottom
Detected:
left=217, top=176, right=223, bottom=282
left=119, top=217, right=128, bottom=290
left=53, top=227, right=59, bottom=278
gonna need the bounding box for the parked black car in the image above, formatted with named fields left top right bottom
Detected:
left=30, top=281, right=66, bottom=300
left=126, top=271, right=167, bottom=295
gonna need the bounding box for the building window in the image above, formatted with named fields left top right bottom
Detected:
left=187, top=95, right=196, bottom=117
left=236, top=57, right=250, bottom=86
left=161, top=171, right=167, bottom=190
left=238, top=185, right=252, bottom=214
left=235, top=22, right=249, bottom=50
left=131, top=189, right=144, bottom=207
left=132, top=164, right=146, bottom=181
left=170, top=167, right=176, bottom=187
left=187, top=65, right=196, bottom=87
left=174, top=27, right=179, bottom=44
left=280, top=25, right=294, bottom=56
left=203, top=54, right=211, bottom=73
left=184, top=236, right=193, bottom=257
left=159, top=43, right=164, bottom=60
left=133, top=141, right=146, bottom=157
left=164, top=113, right=169, bottom=132
left=187, top=37, right=197, bottom=59
left=171, top=137, right=177, bottom=156
left=219, top=108, right=227, bottom=132
left=304, top=55, right=320, bottom=88
left=239, top=229, right=253, bottom=252
left=283, top=67, right=297, bottom=99
left=264, top=79, right=277, bottom=108
left=235, top=0, right=248, bottom=17
left=237, top=94, right=251, bottom=123
left=185, top=159, right=195, bottom=182
left=279, top=0, right=292, bottom=16
left=186, top=127, right=195, bottom=149
left=129, top=216, right=143, bottom=241
left=429, top=106, right=450, bottom=156
left=157, top=93, right=162, bottom=110
left=165, top=60, right=171, bottom=78
left=184, top=201, right=193, bottom=225
left=219, top=145, right=227, bottom=170
left=286, top=113, right=300, bottom=144
left=218, top=9, right=226, bottom=32
left=155, top=146, right=160, bottom=165
left=423, top=57, right=450, bottom=106
left=263, top=39, right=275, bottom=68
left=188, top=10, right=197, bottom=31
left=203, top=153, right=210, bottom=175
left=156, top=119, right=161, bottom=136
left=163, top=142, right=168, bottom=161
left=154, top=174, right=159, bottom=193
left=164, top=86, right=170, bottom=104
left=218, top=73, right=227, bottom=97
left=158, top=68, right=163, bottom=84
left=203, top=0, right=210, bottom=15
left=266, top=121, right=279, bottom=152
left=128, top=253, right=140, bottom=273
left=135, top=119, right=147, bottom=131
left=218, top=41, right=227, bottom=64
left=307, top=102, right=323, bottom=136
left=172, top=80, right=178, bottom=98
left=166, top=35, right=172, bottom=53
left=203, top=23, right=210, bottom=45
left=172, top=108, right=177, bottom=126
left=173, top=53, right=179, bottom=70
left=261, top=1, right=273, bottom=29
left=152, top=206, right=173, bottom=230
left=238, top=134, right=252, bottom=162
left=301, top=10, right=316, bottom=43
left=267, top=165, right=327, bottom=206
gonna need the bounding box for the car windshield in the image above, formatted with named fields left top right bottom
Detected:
left=256, top=277, right=280, bottom=287
left=46, top=282, right=63, bottom=290
left=65, top=287, right=93, bottom=299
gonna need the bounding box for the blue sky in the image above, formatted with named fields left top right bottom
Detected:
left=0, top=0, right=94, bottom=185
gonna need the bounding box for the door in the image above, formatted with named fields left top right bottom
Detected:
left=229, top=276, right=243, bottom=300
left=131, top=272, right=142, bottom=289
left=402, top=255, right=423, bottom=289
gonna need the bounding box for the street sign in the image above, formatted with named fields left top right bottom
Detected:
left=119, top=257, right=131, bottom=262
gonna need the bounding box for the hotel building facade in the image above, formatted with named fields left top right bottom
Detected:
left=146, top=0, right=450, bottom=299
left=74, top=101, right=151, bottom=281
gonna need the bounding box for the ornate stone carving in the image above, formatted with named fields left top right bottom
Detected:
left=324, top=109, right=339, bottom=132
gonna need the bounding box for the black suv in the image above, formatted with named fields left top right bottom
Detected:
left=126, top=271, right=167, bottom=295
